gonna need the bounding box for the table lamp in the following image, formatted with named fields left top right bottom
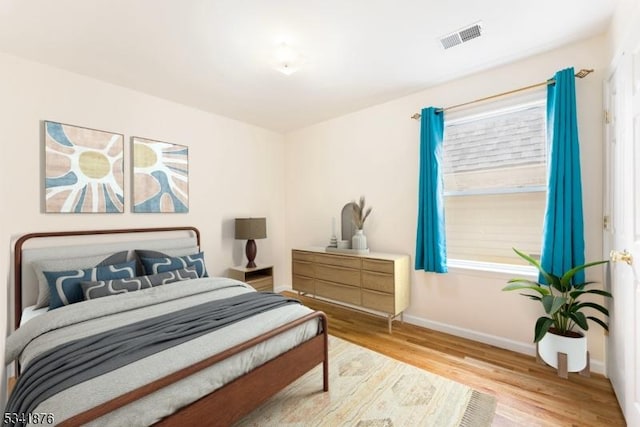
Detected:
left=235, top=217, right=267, bottom=268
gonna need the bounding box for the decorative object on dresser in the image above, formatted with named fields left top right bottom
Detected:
left=132, top=136, right=189, bottom=213
left=328, top=217, right=338, bottom=248
left=229, top=265, right=274, bottom=292
left=235, top=217, right=267, bottom=268
left=44, top=120, right=124, bottom=214
left=351, top=196, right=372, bottom=251
left=336, top=240, right=350, bottom=249
left=292, top=247, right=410, bottom=333
left=328, top=198, right=372, bottom=255
left=340, top=202, right=356, bottom=243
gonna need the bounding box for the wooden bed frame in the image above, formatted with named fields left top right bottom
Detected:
left=12, top=227, right=329, bottom=427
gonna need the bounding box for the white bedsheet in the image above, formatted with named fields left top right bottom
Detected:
left=20, top=305, right=48, bottom=327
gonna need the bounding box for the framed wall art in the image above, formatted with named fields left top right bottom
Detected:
left=44, top=120, right=124, bottom=213
left=132, top=136, right=189, bottom=213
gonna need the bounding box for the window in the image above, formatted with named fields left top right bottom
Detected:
left=442, top=100, right=546, bottom=266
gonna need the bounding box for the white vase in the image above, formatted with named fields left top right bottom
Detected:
left=352, top=229, right=367, bottom=250
left=538, top=329, right=587, bottom=372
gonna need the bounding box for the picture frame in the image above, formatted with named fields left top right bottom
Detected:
left=131, top=136, right=189, bottom=213
left=44, top=120, right=124, bottom=213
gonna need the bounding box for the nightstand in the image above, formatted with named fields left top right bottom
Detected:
left=228, top=265, right=274, bottom=292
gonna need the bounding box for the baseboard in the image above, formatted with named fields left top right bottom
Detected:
left=403, top=314, right=605, bottom=375
left=404, top=314, right=536, bottom=355
left=277, top=285, right=606, bottom=375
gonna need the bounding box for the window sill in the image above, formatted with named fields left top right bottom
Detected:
left=447, top=259, right=538, bottom=278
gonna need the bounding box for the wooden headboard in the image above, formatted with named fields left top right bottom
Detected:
left=12, top=226, right=201, bottom=329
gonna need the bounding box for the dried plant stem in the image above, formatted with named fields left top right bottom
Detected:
left=352, top=196, right=372, bottom=230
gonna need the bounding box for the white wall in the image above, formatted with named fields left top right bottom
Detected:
left=607, top=0, right=640, bottom=61
left=284, top=35, right=610, bottom=370
left=0, top=52, right=287, bottom=402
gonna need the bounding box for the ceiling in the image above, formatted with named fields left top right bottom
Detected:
left=0, top=0, right=617, bottom=132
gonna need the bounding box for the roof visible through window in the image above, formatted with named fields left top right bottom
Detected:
left=443, top=104, right=546, bottom=174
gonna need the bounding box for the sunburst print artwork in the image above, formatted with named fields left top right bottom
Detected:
left=132, top=137, right=189, bottom=213
left=45, top=121, right=124, bottom=213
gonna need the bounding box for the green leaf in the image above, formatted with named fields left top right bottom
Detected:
left=560, top=260, right=608, bottom=287
left=576, top=302, right=609, bottom=317
left=512, top=248, right=542, bottom=268
left=513, top=248, right=557, bottom=285
left=502, top=282, right=550, bottom=296
left=569, top=289, right=587, bottom=299
left=566, top=302, right=580, bottom=313
left=534, top=317, right=554, bottom=343
left=569, top=312, right=589, bottom=330
left=551, top=276, right=571, bottom=293
left=587, top=316, right=609, bottom=331
left=569, top=288, right=613, bottom=300
left=542, top=295, right=566, bottom=315
left=547, top=275, right=564, bottom=292
left=580, top=289, right=613, bottom=298
left=519, top=293, right=542, bottom=301
left=507, top=278, right=544, bottom=287
left=571, top=281, right=597, bottom=290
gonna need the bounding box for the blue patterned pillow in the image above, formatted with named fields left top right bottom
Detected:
left=32, top=251, right=129, bottom=309
left=44, top=261, right=137, bottom=309
left=140, top=252, right=208, bottom=278
left=133, top=247, right=200, bottom=276
left=81, top=266, right=199, bottom=300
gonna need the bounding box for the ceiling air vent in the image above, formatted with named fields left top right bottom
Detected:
left=439, top=22, right=483, bottom=50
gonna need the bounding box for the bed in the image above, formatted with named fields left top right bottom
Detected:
left=6, top=227, right=328, bottom=426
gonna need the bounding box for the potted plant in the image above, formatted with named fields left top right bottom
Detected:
left=502, top=248, right=611, bottom=373
left=351, top=196, right=372, bottom=250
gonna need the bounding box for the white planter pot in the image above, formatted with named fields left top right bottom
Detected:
left=538, top=330, right=587, bottom=372
left=352, top=229, right=367, bottom=250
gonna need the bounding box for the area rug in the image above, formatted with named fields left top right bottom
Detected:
left=236, top=336, right=496, bottom=427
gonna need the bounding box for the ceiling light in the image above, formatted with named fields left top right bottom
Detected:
left=273, top=43, right=300, bottom=75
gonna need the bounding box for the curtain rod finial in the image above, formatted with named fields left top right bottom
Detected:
left=575, top=68, right=594, bottom=78
left=411, top=113, right=421, bottom=120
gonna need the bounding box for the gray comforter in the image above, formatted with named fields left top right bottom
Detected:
left=5, top=277, right=319, bottom=426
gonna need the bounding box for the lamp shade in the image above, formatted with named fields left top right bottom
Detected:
left=235, top=218, right=267, bottom=240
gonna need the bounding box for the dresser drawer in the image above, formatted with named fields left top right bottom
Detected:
left=293, top=275, right=314, bottom=293
left=292, top=250, right=315, bottom=262
left=362, top=258, right=394, bottom=274
left=314, top=253, right=361, bottom=269
left=315, top=264, right=360, bottom=287
left=292, top=260, right=314, bottom=277
left=362, top=271, right=394, bottom=293
left=362, top=290, right=395, bottom=313
left=316, top=280, right=361, bottom=305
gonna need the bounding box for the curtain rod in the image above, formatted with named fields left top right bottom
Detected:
left=410, top=68, right=594, bottom=120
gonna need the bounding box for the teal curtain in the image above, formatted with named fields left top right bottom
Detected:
left=415, top=107, right=447, bottom=273
left=540, top=67, right=585, bottom=284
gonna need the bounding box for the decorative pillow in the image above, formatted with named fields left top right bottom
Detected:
left=140, top=252, right=208, bottom=278
left=81, top=266, right=199, bottom=301
left=133, top=246, right=200, bottom=275
left=44, top=261, right=137, bottom=309
left=31, top=251, right=129, bottom=309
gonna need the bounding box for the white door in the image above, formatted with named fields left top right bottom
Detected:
left=605, top=26, right=640, bottom=426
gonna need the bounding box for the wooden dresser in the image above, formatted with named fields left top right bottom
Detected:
left=292, top=247, right=410, bottom=332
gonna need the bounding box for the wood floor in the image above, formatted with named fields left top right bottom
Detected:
left=283, top=291, right=626, bottom=427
